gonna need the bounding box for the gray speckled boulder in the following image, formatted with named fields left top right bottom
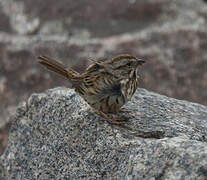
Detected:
left=1, top=87, right=207, bottom=179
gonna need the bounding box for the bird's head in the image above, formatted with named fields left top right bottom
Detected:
left=104, top=54, right=145, bottom=78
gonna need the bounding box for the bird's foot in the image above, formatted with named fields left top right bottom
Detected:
left=97, top=111, right=129, bottom=124
left=119, top=108, right=132, bottom=114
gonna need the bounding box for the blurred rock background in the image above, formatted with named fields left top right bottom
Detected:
left=0, top=0, right=207, bottom=154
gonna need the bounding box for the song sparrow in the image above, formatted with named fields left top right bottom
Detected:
left=37, top=54, right=145, bottom=124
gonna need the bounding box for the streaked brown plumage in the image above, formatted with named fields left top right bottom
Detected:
left=37, top=54, right=145, bottom=124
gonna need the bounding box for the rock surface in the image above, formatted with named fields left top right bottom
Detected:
left=0, top=87, right=207, bottom=179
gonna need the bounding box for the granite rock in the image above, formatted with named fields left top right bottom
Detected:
left=0, top=87, right=207, bottom=179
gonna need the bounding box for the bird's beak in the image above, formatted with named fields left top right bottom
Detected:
left=136, top=58, right=145, bottom=66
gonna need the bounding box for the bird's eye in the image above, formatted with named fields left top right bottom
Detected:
left=127, top=62, right=132, bottom=67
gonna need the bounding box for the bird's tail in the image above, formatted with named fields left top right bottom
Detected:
left=37, top=56, right=79, bottom=80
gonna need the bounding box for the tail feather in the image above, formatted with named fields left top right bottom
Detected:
left=37, top=56, right=79, bottom=79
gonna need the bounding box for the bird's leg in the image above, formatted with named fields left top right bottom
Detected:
left=119, top=108, right=132, bottom=113
left=96, top=110, right=129, bottom=124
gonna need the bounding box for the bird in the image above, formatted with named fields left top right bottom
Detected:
left=37, top=54, right=145, bottom=124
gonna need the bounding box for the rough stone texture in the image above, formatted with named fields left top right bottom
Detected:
left=0, top=87, right=207, bottom=179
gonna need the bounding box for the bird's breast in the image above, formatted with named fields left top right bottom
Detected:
left=74, top=72, right=138, bottom=113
